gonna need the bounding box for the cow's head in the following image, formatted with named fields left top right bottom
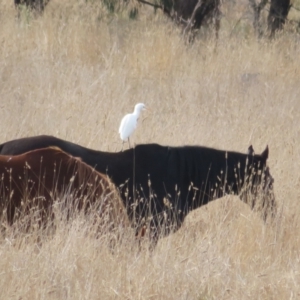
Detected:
left=242, top=145, right=276, bottom=221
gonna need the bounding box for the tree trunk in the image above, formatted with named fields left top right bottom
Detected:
left=248, top=0, right=268, bottom=38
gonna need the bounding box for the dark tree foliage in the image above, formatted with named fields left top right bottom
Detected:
left=14, top=0, right=139, bottom=19
left=14, top=0, right=50, bottom=13
left=268, top=0, right=291, bottom=37
left=100, top=0, right=140, bottom=19
left=14, top=0, right=221, bottom=38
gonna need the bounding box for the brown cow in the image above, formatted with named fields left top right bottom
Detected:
left=0, top=147, right=129, bottom=232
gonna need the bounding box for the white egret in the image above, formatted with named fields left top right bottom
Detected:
left=119, top=103, right=146, bottom=150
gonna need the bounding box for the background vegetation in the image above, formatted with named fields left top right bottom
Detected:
left=1, top=0, right=300, bottom=298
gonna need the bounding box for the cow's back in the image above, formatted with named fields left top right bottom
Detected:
left=0, top=135, right=85, bottom=156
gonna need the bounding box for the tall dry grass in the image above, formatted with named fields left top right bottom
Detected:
left=0, top=0, right=300, bottom=298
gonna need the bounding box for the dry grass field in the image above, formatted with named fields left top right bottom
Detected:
left=0, top=0, right=300, bottom=299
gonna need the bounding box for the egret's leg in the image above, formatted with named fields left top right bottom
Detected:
left=128, top=138, right=131, bottom=149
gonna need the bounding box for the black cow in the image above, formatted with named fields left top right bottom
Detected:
left=173, top=0, right=221, bottom=38
left=139, top=0, right=221, bottom=40
left=0, top=135, right=275, bottom=241
left=268, top=0, right=291, bottom=38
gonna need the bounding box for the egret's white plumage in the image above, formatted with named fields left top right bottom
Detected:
left=119, top=103, right=146, bottom=150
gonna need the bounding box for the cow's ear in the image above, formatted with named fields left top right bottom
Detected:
left=261, top=145, right=269, bottom=161
left=247, top=145, right=255, bottom=156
